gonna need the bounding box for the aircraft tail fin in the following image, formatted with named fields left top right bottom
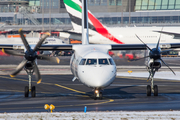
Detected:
left=63, top=0, right=124, bottom=44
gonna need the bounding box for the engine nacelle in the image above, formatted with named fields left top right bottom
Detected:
left=25, top=62, right=34, bottom=70
left=148, top=59, right=161, bottom=69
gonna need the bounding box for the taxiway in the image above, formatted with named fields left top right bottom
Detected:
left=0, top=75, right=180, bottom=112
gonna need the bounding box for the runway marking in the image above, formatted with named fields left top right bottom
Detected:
left=0, top=75, right=115, bottom=110
left=0, top=89, right=23, bottom=93
left=55, top=84, right=86, bottom=94
left=0, top=75, right=28, bottom=82
left=55, top=99, right=114, bottom=108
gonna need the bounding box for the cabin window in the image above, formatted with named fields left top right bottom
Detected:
left=86, top=59, right=97, bottom=65
left=98, top=59, right=109, bottom=65
left=109, top=58, right=115, bottom=65
left=79, top=59, right=86, bottom=65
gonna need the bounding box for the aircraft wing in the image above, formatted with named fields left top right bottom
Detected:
left=39, top=44, right=73, bottom=51
left=154, top=30, right=180, bottom=38
left=0, top=43, right=180, bottom=51
left=111, top=43, right=180, bottom=50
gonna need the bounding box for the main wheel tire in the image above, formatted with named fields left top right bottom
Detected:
left=25, top=86, right=29, bottom=97
left=154, top=85, right=158, bottom=96
left=31, top=86, right=36, bottom=97
left=147, top=85, right=151, bottom=96
left=99, top=92, right=103, bottom=100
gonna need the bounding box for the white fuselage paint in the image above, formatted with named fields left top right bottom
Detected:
left=61, top=27, right=180, bottom=44
left=0, top=36, right=65, bottom=45
left=70, top=45, right=116, bottom=89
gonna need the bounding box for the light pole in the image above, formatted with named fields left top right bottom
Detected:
left=49, top=0, right=51, bottom=33
left=42, top=0, right=44, bottom=31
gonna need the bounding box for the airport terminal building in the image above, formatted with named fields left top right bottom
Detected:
left=0, top=0, right=180, bottom=28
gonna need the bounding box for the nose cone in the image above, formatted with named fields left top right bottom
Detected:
left=78, top=65, right=116, bottom=88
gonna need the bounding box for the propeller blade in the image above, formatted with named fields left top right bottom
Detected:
left=18, top=28, right=31, bottom=52
left=10, top=59, right=27, bottom=77
left=135, top=34, right=152, bottom=51
left=2, top=48, right=24, bottom=56
left=160, top=58, right=176, bottom=75
left=33, top=33, right=50, bottom=52
left=156, top=27, right=163, bottom=50
left=37, top=54, right=60, bottom=63
left=33, top=61, right=41, bottom=84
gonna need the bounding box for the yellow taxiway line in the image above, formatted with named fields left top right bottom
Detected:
left=0, top=75, right=114, bottom=110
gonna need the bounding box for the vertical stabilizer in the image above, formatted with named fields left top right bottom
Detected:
left=82, top=0, right=89, bottom=45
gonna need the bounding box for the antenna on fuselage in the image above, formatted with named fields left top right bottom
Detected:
left=82, top=0, right=89, bottom=45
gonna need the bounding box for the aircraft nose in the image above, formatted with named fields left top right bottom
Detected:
left=78, top=66, right=116, bottom=88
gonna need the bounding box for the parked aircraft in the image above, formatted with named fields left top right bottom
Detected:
left=0, top=0, right=180, bottom=99
left=0, top=36, right=65, bottom=45
left=61, top=0, right=180, bottom=45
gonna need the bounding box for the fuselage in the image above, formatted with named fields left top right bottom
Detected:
left=0, top=36, right=65, bottom=45
left=61, top=27, right=180, bottom=44
left=70, top=45, right=116, bottom=89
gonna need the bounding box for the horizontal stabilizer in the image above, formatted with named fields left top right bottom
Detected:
left=61, top=30, right=92, bottom=36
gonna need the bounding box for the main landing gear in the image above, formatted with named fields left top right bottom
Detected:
left=94, top=89, right=103, bottom=100
left=146, top=68, right=158, bottom=96
left=24, top=69, right=36, bottom=97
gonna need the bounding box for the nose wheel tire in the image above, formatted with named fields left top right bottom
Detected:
left=147, top=85, right=151, bottom=96
left=154, top=85, right=158, bottom=96
left=94, top=91, right=103, bottom=100
left=31, top=86, right=36, bottom=97
left=99, top=92, right=103, bottom=100
left=25, top=86, right=29, bottom=97
left=94, top=93, right=97, bottom=100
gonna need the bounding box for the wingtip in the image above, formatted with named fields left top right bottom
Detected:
left=18, top=28, right=23, bottom=33
left=37, top=79, right=42, bottom=84
left=45, top=32, right=51, bottom=36
left=2, top=48, right=5, bottom=54
left=56, top=57, right=60, bottom=64
left=10, top=75, right=15, bottom=77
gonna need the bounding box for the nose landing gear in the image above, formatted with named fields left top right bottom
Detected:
left=94, top=89, right=102, bottom=100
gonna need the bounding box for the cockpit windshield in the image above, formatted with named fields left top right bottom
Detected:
left=79, top=59, right=86, bottom=65
left=79, top=58, right=115, bottom=66
left=99, top=59, right=109, bottom=65
left=86, top=59, right=97, bottom=65
left=109, top=58, right=115, bottom=65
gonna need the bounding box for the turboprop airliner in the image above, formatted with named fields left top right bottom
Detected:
left=0, top=0, right=180, bottom=99
left=61, top=0, right=180, bottom=45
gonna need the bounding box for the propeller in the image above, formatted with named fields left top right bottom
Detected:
left=3, top=28, right=60, bottom=84
left=135, top=31, right=175, bottom=75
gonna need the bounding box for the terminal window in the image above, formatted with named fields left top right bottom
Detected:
left=109, top=0, right=115, bottom=5
left=135, top=0, right=180, bottom=10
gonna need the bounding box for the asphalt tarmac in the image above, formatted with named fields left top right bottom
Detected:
left=1, top=75, right=180, bottom=113
left=0, top=55, right=180, bottom=113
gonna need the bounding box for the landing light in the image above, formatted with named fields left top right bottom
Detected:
left=95, top=90, right=99, bottom=94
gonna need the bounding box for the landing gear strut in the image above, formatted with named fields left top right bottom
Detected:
left=94, top=89, right=102, bottom=100
left=147, top=68, right=158, bottom=96
left=25, top=69, right=36, bottom=97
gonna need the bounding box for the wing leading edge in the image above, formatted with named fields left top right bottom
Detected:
left=0, top=43, right=180, bottom=51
